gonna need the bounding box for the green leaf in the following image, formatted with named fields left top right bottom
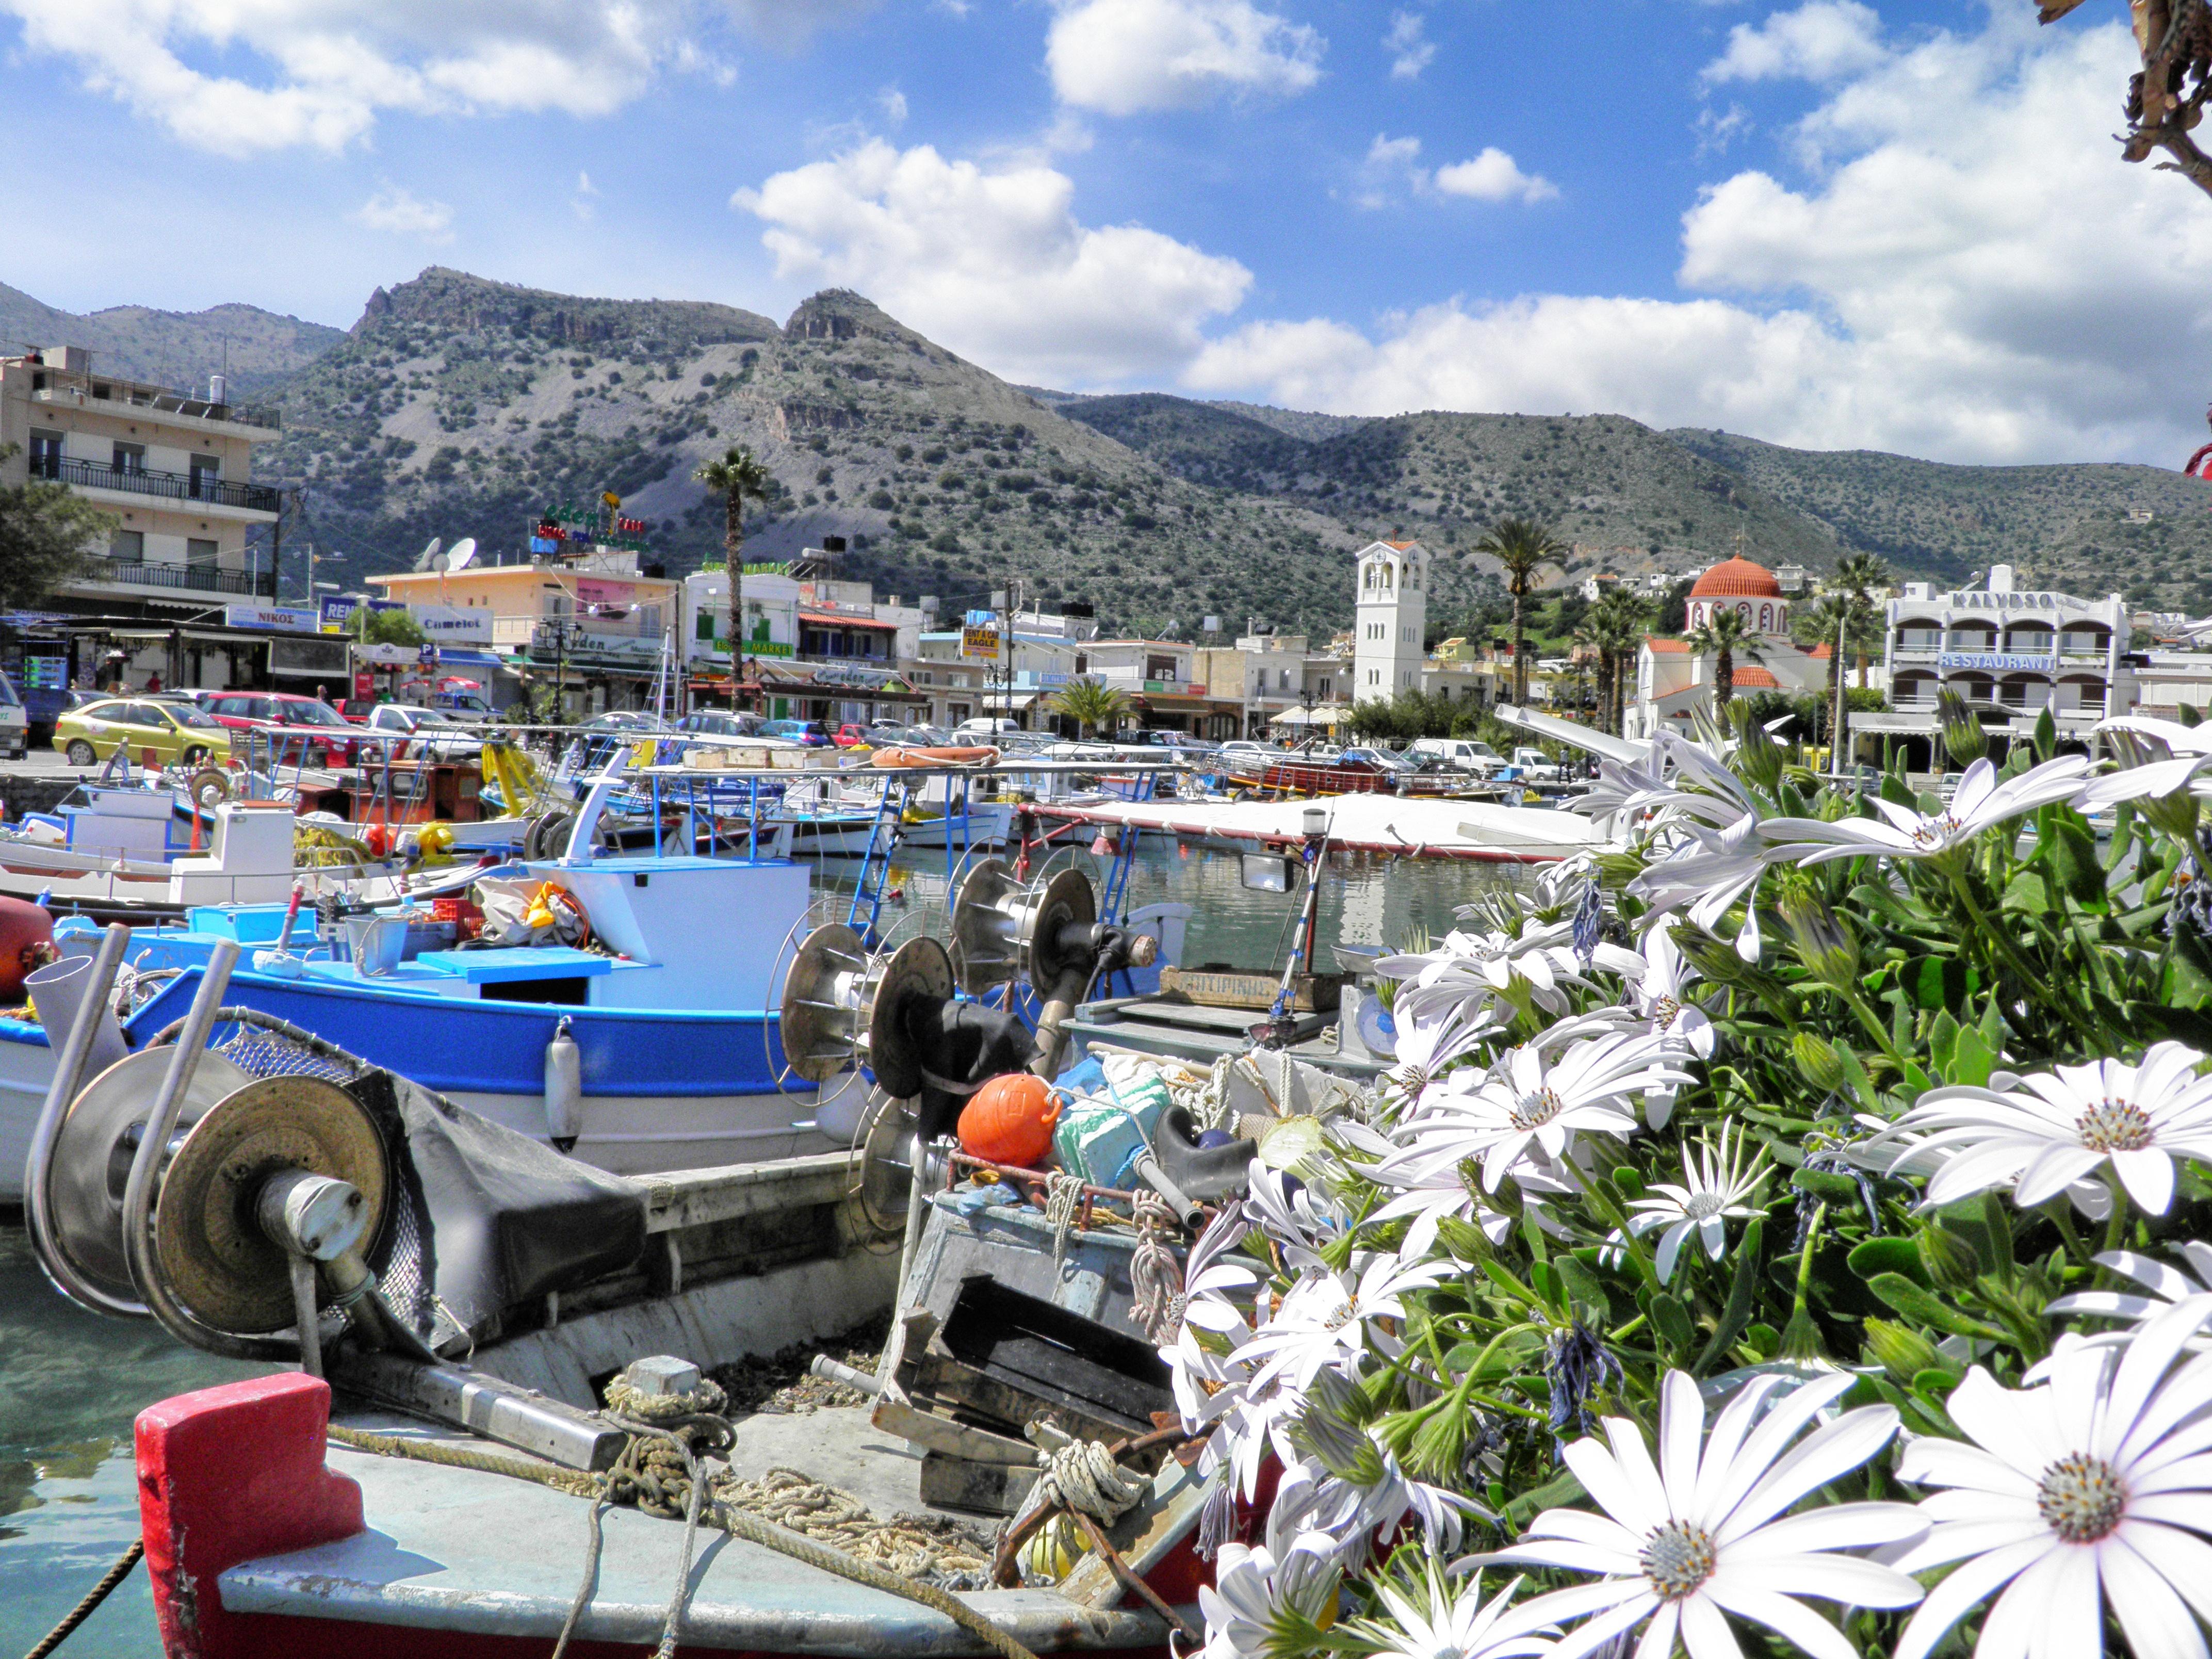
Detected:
left=1529, top=1259, right=1566, bottom=1313
left=1554, top=1254, right=1607, bottom=1309
left=1850, top=1237, right=1931, bottom=1287
left=1928, top=1010, right=1961, bottom=1081
left=2000, top=871, right=2052, bottom=916
left=1695, top=1217, right=1765, bottom=1377
left=1907, top=956, right=1972, bottom=1012
left=2034, top=705, right=2057, bottom=762
left=2042, top=811, right=2108, bottom=912
left=1611, top=1167, right=1646, bottom=1200
left=1949, top=1024, right=1996, bottom=1090
left=1650, top=1293, right=1696, bottom=1352
left=1791, top=1168, right=1862, bottom=1203
left=1865, top=1273, right=2008, bottom=1341
left=1505, top=1466, right=1587, bottom=1525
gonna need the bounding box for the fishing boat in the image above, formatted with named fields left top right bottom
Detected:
left=1219, top=742, right=1497, bottom=799
left=22, top=873, right=1221, bottom=1659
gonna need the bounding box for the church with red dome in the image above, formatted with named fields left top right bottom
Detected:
left=1624, top=552, right=1833, bottom=740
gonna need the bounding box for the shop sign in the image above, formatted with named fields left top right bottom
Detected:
left=1937, top=652, right=2059, bottom=672
left=410, top=605, right=495, bottom=644
left=962, top=626, right=1000, bottom=659
left=318, top=595, right=404, bottom=632
left=224, top=604, right=320, bottom=632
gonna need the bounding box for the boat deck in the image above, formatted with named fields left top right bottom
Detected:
left=219, top=1404, right=1169, bottom=1654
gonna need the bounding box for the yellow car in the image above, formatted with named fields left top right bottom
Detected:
left=54, top=697, right=233, bottom=768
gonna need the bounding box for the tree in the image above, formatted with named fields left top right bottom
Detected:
left=1475, top=518, right=1563, bottom=706
left=1049, top=676, right=1129, bottom=738
left=1684, top=607, right=1767, bottom=710
left=695, top=446, right=772, bottom=700
left=0, top=446, right=106, bottom=608
left=1585, top=588, right=1654, bottom=736
left=349, top=606, right=426, bottom=647
left=1832, top=554, right=1890, bottom=689
left=2041, top=0, right=2212, bottom=199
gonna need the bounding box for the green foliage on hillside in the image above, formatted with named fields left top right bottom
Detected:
left=0, top=281, right=343, bottom=398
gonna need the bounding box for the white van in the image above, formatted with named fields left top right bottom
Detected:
left=0, top=670, right=26, bottom=759
left=953, top=717, right=1024, bottom=738
left=1407, top=736, right=1502, bottom=774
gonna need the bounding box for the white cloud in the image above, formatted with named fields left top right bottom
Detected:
left=1046, top=0, right=1323, bottom=116
left=1434, top=147, right=1557, bottom=204
left=352, top=185, right=452, bottom=240
left=1384, top=11, right=1434, bottom=80
left=1703, top=1, right=1887, bottom=85
left=735, top=139, right=1252, bottom=385
left=572, top=171, right=601, bottom=222
left=0, top=0, right=863, bottom=154
left=1185, top=14, right=2212, bottom=465
left=877, top=86, right=908, bottom=126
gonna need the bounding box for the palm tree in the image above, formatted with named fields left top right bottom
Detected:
left=694, top=446, right=772, bottom=690
left=1475, top=519, right=1563, bottom=706
left=1833, top=554, right=1891, bottom=689
left=1049, top=676, right=1129, bottom=739
left=1587, top=588, right=1654, bottom=736
left=1684, top=608, right=1767, bottom=710
left=1795, top=593, right=1855, bottom=729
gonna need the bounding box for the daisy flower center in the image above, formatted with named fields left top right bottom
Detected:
left=1681, top=1192, right=1727, bottom=1221
left=1323, top=1296, right=1359, bottom=1331
left=1651, top=995, right=1681, bottom=1031
left=1912, top=814, right=1960, bottom=849
left=2075, top=1098, right=2154, bottom=1153
left=1640, top=1519, right=1717, bottom=1600
left=1511, top=1086, right=1565, bottom=1130
left=2037, top=1451, right=2127, bottom=1543
left=1391, top=1062, right=1432, bottom=1095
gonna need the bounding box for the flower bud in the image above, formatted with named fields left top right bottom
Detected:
left=1862, top=1317, right=1940, bottom=1382
left=1791, top=1032, right=1850, bottom=1096
left=1777, top=873, right=1860, bottom=990
left=1918, top=1226, right=1981, bottom=1294
left=2111, top=729, right=2206, bottom=842
left=1672, top=921, right=1751, bottom=988
left=1736, top=716, right=1785, bottom=795
left=1938, top=689, right=1987, bottom=767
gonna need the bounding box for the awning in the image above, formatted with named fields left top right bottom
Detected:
left=800, top=611, right=896, bottom=630
left=107, top=627, right=289, bottom=646
left=431, top=649, right=508, bottom=670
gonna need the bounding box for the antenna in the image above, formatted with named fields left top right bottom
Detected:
left=414, top=537, right=444, bottom=573
left=447, top=538, right=478, bottom=572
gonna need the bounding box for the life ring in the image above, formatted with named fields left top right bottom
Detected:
left=188, top=768, right=232, bottom=809
left=870, top=745, right=1002, bottom=768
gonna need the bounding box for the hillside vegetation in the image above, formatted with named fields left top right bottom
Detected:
left=15, top=262, right=2199, bottom=633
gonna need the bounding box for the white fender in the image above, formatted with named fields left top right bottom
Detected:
left=544, top=1015, right=582, bottom=1151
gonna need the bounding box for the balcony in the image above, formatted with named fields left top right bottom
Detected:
left=34, top=456, right=282, bottom=514
left=76, top=556, right=276, bottom=598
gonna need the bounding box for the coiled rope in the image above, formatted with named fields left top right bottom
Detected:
left=1128, top=1190, right=1184, bottom=1344
left=1042, top=1170, right=1085, bottom=1266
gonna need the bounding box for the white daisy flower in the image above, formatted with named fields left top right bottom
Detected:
left=2046, top=1242, right=2212, bottom=1335
left=1624, top=1121, right=1772, bottom=1286
left=1380, top=999, right=1510, bottom=1118
left=1761, top=753, right=2090, bottom=868
left=1347, top=1560, right=1553, bottom=1659
left=1871, top=1042, right=2212, bottom=1216
left=1199, top=1528, right=1343, bottom=1659
left=1402, top=1028, right=1694, bottom=1195
left=1891, top=1295, right=2212, bottom=1659
left=1495, top=1368, right=1924, bottom=1659
left=1634, top=917, right=1715, bottom=1129
left=1241, top=1251, right=1450, bottom=1395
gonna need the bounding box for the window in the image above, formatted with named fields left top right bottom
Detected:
left=186, top=538, right=218, bottom=566
left=27, top=429, right=62, bottom=478
left=189, top=454, right=221, bottom=497
left=638, top=605, right=661, bottom=636
left=695, top=610, right=716, bottom=641
left=109, top=529, right=143, bottom=563
left=112, top=442, right=145, bottom=475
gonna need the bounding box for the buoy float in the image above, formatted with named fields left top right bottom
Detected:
left=957, top=1072, right=1061, bottom=1168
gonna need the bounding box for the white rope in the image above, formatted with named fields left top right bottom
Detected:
left=1127, top=1190, right=1182, bottom=1344
left=1030, top=1439, right=1143, bottom=1527
left=1042, top=1171, right=1085, bottom=1267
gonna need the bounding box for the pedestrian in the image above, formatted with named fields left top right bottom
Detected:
left=145, top=671, right=161, bottom=693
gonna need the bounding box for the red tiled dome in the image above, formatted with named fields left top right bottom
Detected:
left=1689, top=557, right=1782, bottom=599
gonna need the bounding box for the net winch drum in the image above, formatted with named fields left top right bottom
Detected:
left=777, top=924, right=955, bottom=1099
left=949, top=858, right=1096, bottom=996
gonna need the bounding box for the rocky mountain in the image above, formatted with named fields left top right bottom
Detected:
left=1665, top=429, right=2212, bottom=606
left=0, top=281, right=344, bottom=400
left=32, top=259, right=2198, bottom=637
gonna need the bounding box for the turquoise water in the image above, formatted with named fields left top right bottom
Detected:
left=0, top=843, right=1523, bottom=1655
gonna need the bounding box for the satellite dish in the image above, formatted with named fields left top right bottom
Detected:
left=447, top=538, right=478, bottom=573
left=414, top=537, right=444, bottom=573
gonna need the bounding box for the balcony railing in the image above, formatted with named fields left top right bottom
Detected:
left=80, top=557, right=276, bottom=598
left=32, top=455, right=282, bottom=514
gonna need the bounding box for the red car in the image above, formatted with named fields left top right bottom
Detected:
left=200, top=691, right=368, bottom=766
left=832, top=723, right=872, bottom=748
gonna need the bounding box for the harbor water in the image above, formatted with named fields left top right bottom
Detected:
left=0, top=842, right=1525, bottom=1656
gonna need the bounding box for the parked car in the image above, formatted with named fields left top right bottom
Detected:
left=431, top=690, right=494, bottom=723
left=0, top=669, right=28, bottom=758
left=53, top=697, right=231, bottom=768
left=337, top=698, right=382, bottom=723
left=579, top=710, right=672, bottom=734
left=675, top=711, right=763, bottom=741
left=361, top=703, right=485, bottom=760
left=200, top=691, right=368, bottom=766
left=953, top=717, right=1023, bottom=739
left=1406, top=737, right=1505, bottom=775
left=760, top=718, right=831, bottom=747
left=831, top=723, right=873, bottom=748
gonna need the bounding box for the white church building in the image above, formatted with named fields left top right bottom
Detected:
left=1624, top=555, right=1834, bottom=738
left=1353, top=539, right=1429, bottom=702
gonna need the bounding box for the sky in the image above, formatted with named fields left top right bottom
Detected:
left=3, top=0, right=2208, bottom=468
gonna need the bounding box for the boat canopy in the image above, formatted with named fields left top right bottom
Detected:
left=1029, top=791, right=1605, bottom=863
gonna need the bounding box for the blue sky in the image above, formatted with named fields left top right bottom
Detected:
left=4, top=1, right=2206, bottom=466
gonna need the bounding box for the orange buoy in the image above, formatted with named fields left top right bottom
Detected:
left=958, top=1072, right=1062, bottom=1169
left=0, top=896, right=56, bottom=1001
